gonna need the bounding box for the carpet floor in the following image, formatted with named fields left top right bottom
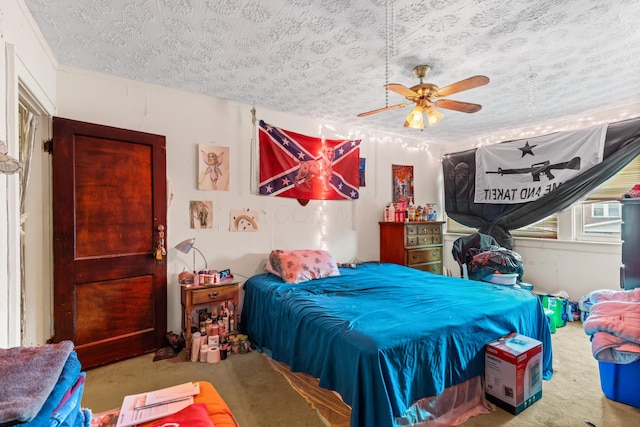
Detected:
left=81, top=321, right=639, bottom=426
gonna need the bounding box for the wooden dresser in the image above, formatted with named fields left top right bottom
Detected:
left=379, top=221, right=445, bottom=274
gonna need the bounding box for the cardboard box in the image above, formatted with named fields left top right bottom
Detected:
left=485, top=333, right=543, bottom=414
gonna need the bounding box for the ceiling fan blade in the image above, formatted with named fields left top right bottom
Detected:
left=435, top=75, right=490, bottom=97
left=386, top=83, right=419, bottom=98
left=434, top=99, right=483, bottom=113
left=357, top=103, right=407, bottom=117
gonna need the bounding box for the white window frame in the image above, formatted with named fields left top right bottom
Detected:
left=574, top=203, right=622, bottom=243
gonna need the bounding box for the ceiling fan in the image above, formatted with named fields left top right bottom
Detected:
left=357, top=65, right=490, bottom=129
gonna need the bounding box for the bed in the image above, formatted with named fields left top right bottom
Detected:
left=241, top=261, right=553, bottom=427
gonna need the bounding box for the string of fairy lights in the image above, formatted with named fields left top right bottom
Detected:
left=253, top=100, right=640, bottom=250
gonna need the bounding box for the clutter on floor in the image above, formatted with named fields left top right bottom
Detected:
left=581, top=287, right=640, bottom=409
left=485, top=333, right=543, bottom=415
left=451, top=232, right=524, bottom=282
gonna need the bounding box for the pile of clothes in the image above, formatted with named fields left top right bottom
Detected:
left=0, top=340, right=91, bottom=426
left=451, top=233, right=525, bottom=282
left=581, top=288, right=640, bottom=364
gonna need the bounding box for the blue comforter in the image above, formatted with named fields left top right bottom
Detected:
left=242, top=262, right=552, bottom=427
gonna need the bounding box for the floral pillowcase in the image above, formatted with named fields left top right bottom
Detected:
left=265, top=249, right=340, bottom=284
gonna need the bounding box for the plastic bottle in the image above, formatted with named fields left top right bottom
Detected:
left=223, top=305, right=230, bottom=335
left=193, top=271, right=199, bottom=286
left=408, top=199, right=416, bottom=221
left=388, top=203, right=395, bottom=222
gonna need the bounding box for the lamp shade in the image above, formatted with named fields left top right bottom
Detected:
left=175, top=238, right=208, bottom=271
left=405, top=105, right=425, bottom=129
left=175, top=238, right=195, bottom=254
left=426, top=107, right=444, bottom=126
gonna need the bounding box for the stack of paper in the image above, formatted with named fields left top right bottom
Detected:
left=116, top=382, right=200, bottom=427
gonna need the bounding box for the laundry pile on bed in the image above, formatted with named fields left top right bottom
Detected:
left=581, top=288, right=640, bottom=364
left=0, top=340, right=91, bottom=426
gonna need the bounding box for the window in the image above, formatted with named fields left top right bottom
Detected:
left=511, top=215, right=557, bottom=239
left=446, top=214, right=557, bottom=239
left=576, top=154, right=639, bottom=240
left=445, top=154, right=639, bottom=242
left=590, top=203, right=620, bottom=218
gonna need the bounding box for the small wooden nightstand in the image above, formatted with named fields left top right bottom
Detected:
left=180, top=280, right=240, bottom=359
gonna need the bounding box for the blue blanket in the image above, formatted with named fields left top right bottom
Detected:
left=242, top=262, right=552, bottom=427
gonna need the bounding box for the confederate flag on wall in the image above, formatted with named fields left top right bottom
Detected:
left=258, top=120, right=361, bottom=200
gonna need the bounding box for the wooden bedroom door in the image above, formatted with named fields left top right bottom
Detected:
left=51, top=117, right=167, bottom=369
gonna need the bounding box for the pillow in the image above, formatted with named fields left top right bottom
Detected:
left=265, top=250, right=340, bottom=284
left=264, top=252, right=282, bottom=277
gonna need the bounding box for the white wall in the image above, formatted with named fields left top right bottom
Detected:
left=1, top=0, right=57, bottom=348
left=54, top=65, right=444, bottom=334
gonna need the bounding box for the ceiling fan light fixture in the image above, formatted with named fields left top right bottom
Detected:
left=357, top=65, right=488, bottom=129
left=426, top=107, right=444, bottom=126
left=405, top=105, right=424, bottom=129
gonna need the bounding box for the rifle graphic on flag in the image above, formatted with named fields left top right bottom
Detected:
left=485, top=156, right=581, bottom=182
left=258, top=120, right=361, bottom=200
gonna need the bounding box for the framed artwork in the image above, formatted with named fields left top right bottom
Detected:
left=229, top=209, right=259, bottom=232
left=190, top=200, right=213, bottom=229
left=359, top=158, right=366, bottom=187
left=392, top=164, right=414, bottom=203
left=198, top=144, right=229, bottom=191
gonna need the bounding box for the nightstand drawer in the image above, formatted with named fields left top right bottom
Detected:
left=191, top=285, right=237, bottom=305
left=407, top=247, right=442, bottom=265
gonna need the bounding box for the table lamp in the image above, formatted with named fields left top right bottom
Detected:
left=175, top=238, right=208, bottom=271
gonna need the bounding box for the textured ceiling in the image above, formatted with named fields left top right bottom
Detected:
left=23, top=0, right=640, bottom=144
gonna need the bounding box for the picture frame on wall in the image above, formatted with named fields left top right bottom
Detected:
left=392, top=164, right=414, bottom=203
left=359, top=158, right=366, bottom=187
left=198, top=144, right=229, bottom=191
left=190, top=200, right=213, bottom=229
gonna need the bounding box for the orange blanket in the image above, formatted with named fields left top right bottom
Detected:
left=139, top=381, right=238, bottom=427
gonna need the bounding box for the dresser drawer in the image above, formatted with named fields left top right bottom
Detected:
left=407, top=247, right=442, bottom=265
left=190, top=285, right=237, bottom=305
left=406, top=224, right=420, bottom=236
left=413, top=262, right=443, bottom=275
left=417, top=223, right=441, bottom=234
left=413, top=234, right=443, bottom=246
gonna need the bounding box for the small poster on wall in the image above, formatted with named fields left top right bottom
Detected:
left=198, top=144, right=229, bottom=191
left=229, top=209, right=259, bottom=232
left=392, top=164, right=414, bottom=203
left=359, top=158, right=366, bottom=187
left=190, top=200, right=213, bottom=229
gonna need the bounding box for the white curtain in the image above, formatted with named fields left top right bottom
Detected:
left=18, top=105, right=37, bottom=340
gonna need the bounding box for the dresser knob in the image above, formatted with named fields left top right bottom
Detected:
left=208, top=292, right=219, bottom=299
